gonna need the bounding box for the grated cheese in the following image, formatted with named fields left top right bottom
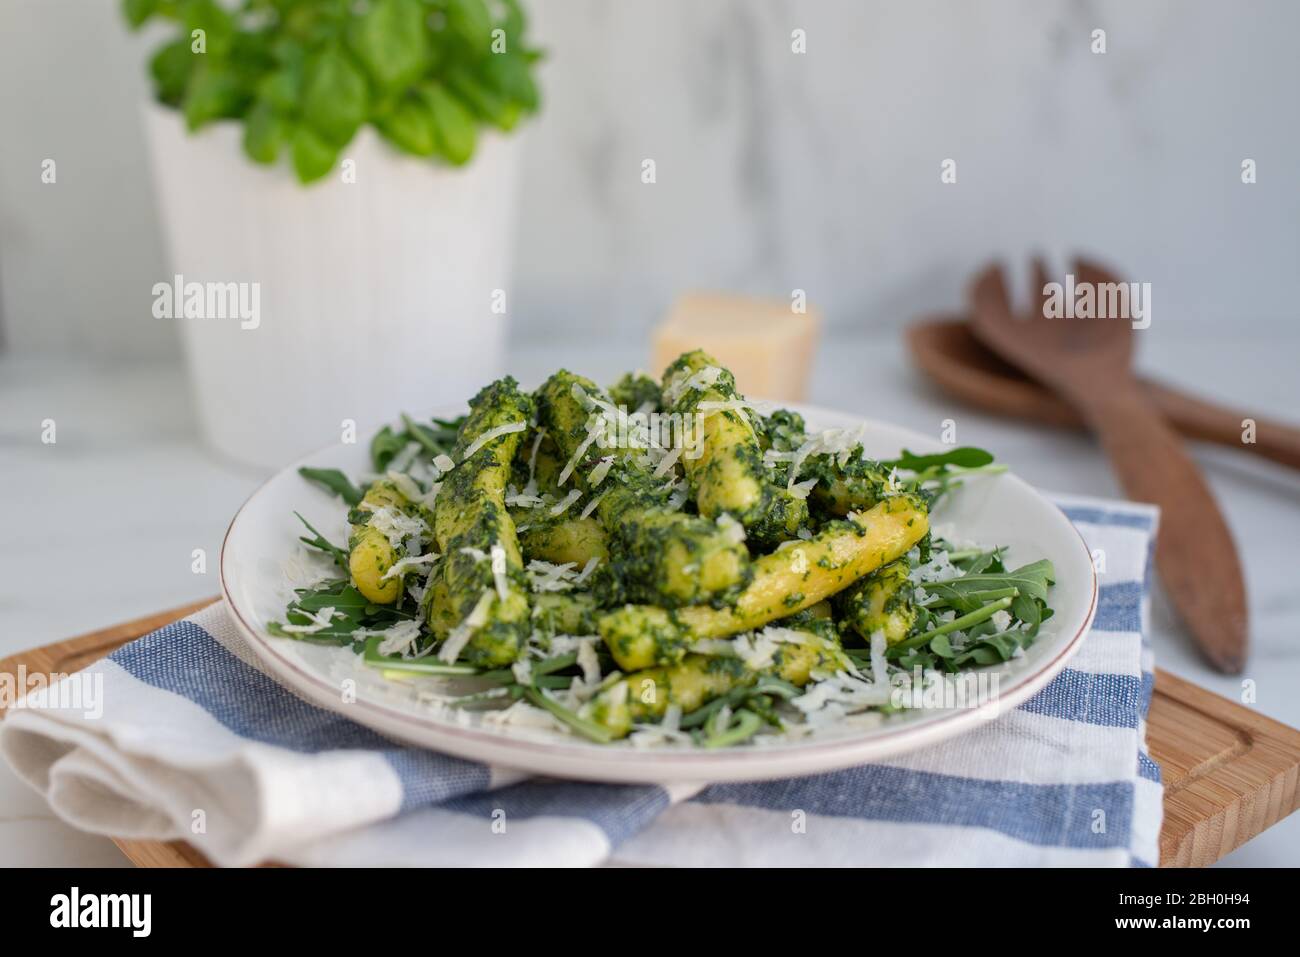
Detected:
left=662, top=365, right=723, bottom=407
left=419, top=483, right=442, bottom=509
left=870, top=630, right=889, bottom=687
left=556, top=421, right=601, bottom=486
left=716, top=513, right=747, bottom=544
left=664, top=479, right=690, bottom=511
left=280, top=606, right=341, bottom=635
left=576, top=639, right=601, bottom=687
left=697, top=398, right=755, bottom=429
left=438, top=589, right=495, bottom=663
left=525, top=559, right=579, bottom=593
left=385, top=470, right=425, bottom=504
left=782, top=424, right=869, bottom=490
left=652, top=445, right=684, bottom=478
left=461, top=421, right=526, bottom=462
left=489, top=544, right=509, bottom=602
left=388, top=441, right=423, bottom=474
left=575, top=555, right=600, bottom=584
left=579, top=490, right=607, bottom=519
left=526, top=427, right=546, bottom=485
left=789, top=477, right=819, bottom=500
left=380, top=552, right=438, bottom=581
left=376, top=619, right=423, bottom=656
left=505, top=488, right=546, bottom=509
left=549, top=488, right=582, bottom=516
left=587, top=455, right=615, bottom=487
left=366, top=506, right=428, bottom=549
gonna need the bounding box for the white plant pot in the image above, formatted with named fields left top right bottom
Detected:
left=141, top=102, right=520, bottom=469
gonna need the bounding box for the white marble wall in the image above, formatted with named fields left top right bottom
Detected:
left=1, top=0, right=1298, bottom=356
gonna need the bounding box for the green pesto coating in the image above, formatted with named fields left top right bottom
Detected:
left=757, top=409, right=807, bottom=453
left=598, top=492, right=930, bottom=670
left=535, top=369, right=750, bottom=607
left=429, top=377, right=534, bottom=666
left=582, top=625, right=850, bottom=738
left=801, top=452, right=893, bottom=518
left=608, top=371, right=662, bottom=412
left=530, top=592, right=599, bottom=639
left=518, top=515, right=609, bottom=567
left=662, top=349, right=807, bottom=547
left=347, top=478, right=432, bottom=604
left=833, top=557, right=918, bottom=646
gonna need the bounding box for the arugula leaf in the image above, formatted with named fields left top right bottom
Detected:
left=951, top=628, right=1038, bottom=667
left=522, top=688, right=613, bottom=743
left=929, top=560, right=1055, bottom=605
left=270, top=579, right=416, bottom=646
left=880, top=447, right=995, bottom=472
left=293, top=511, right=348, bottom=569
left=371, top=413, right=465, bottom=470
left=370, top=425, right=409, bottom=472
left=298, top=467, right=364, bottom=506
left=363, top=636, right=476, bottom=675
left=400, top=412, right=454, bottom=456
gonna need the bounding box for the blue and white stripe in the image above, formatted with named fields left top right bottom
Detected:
left=0, top=495, right=1161, bottom=867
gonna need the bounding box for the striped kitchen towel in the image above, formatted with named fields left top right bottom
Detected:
left=0, top=494, right=1161, bottom=867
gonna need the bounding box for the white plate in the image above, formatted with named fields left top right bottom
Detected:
left=220, top=402, right=1096, bottom=783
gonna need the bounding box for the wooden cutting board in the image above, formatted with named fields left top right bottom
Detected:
left=3, top=599, right=1298, bottom=867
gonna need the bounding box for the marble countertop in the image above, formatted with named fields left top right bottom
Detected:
left=2, top=327, right=1297, bottom=866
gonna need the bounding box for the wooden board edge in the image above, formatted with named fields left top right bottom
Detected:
left=1152, top=669, right=1300, bottom=867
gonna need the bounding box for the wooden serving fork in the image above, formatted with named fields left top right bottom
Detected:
left=969, top=258, right=1248, bottom=673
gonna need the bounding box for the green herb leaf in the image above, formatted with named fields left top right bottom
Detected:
left=257, top=65, right=303, bottom=113
left=125, top=0, right=543, bottom=177
left=702, top=709, right=763, bottom=749
left=298, top=467, right=364, bottom=506
left=300, top=47, right=368, bottom=148
left=123, top=0, right=159, bottom=29
left=347, top=0, right=429, bottom=93
left=182, top=61, right=248, bottom=130
left=149, top=38, right=197, bottom=106
left=243, top=99, right=286, bottom=164
left=420, top=83, right=476, bottom=165
left=291, top=124, right=338, bottom=183
left=363, top=636, right=476, bottom=675
left=881, top=447, right=995, bottom=472
left=446, top=0, right=494, bottom=50
left=375, top=96, right=438, bottom=156
left=369, top=425, right=408, bottom=472
left=182, top=0, right=235, bottom=58
left=293, top=511, right=348, bottom=569
left=522, top=688, right=613, bottom=744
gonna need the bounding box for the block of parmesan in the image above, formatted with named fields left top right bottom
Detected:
left=651, top=292, right=821, bottom=401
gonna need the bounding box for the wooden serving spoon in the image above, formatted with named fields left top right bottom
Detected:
left=969, top=258, right=1249, bottom=674
left=907, top=317, right=1300, bottom=470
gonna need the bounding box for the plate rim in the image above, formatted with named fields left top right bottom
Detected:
left=219, top=402, right=1099, bottom=783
